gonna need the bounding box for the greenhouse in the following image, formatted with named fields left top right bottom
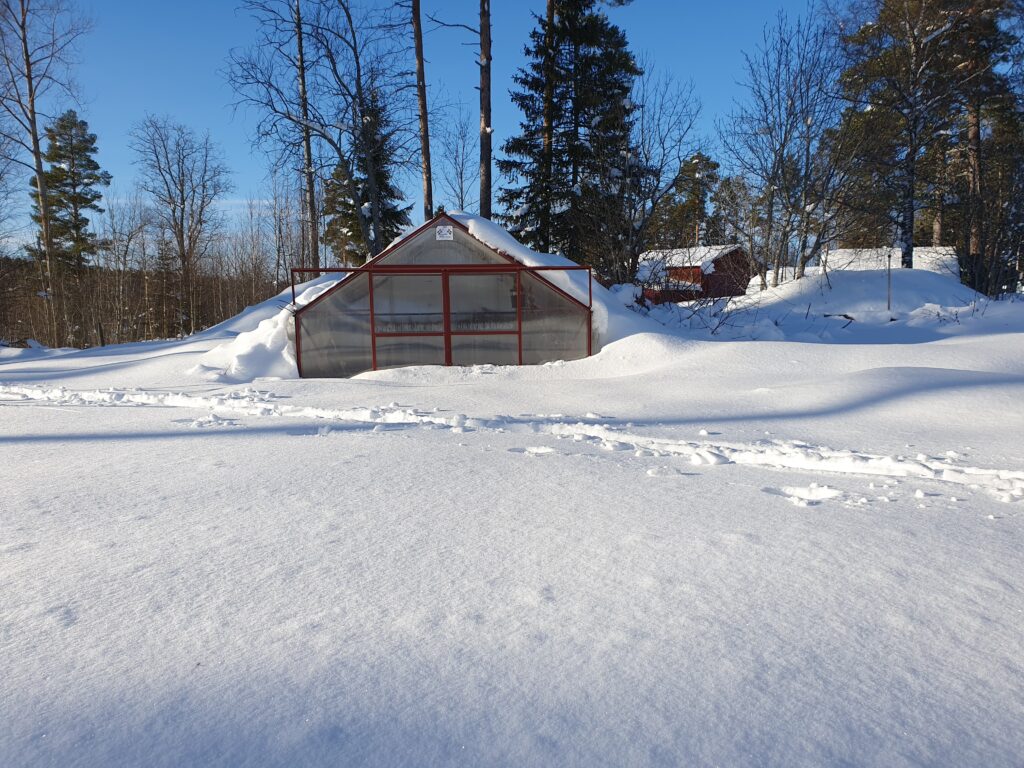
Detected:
left=292, top=213, right=593, bottom=378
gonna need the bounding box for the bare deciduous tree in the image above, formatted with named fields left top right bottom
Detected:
left=436, top=105, right=478, bottom=212
left=427, top=0, right=492, bottom=218
left=230, top=0, right=321, bottom=270
left=616, top=67, right=700, bottom=282
left=721, top=8, right=858, bottom=287
left=130, top=116, right=232, bottom=336
left=0, top=0, right=89, bottom=343
left=95, top=189, right=149, bottom=344
left=234, top=0, right=416, bottom=258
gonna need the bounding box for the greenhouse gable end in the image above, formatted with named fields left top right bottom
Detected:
left=292, top=213, right=593, bottom=378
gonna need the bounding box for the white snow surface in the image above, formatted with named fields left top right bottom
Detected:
left=2, top=266, right=1024, bottom=767
left=645, top=267, right=998, bottom=344
left=822, top=246, right=959, bottom=277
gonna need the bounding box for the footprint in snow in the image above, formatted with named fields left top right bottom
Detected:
left=646, top=466, right=699, bottom=478
left=763, top=483, right=843, bottom=507
left=508, top=446, right=556, bottom=456
left=188, top=414, right=239, bottom=429
left=45, top=605, right=78, bottom=628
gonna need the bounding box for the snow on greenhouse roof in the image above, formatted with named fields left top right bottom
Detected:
left=447, top=211, right=592, bottom=306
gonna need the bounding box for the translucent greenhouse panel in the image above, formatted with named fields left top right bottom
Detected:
left=450, top=334, right=519, bottom=366
left=298, top=273, right=373, bottom=377
left=520, top=273, right=590, bottom=365
left=448, top=273, right=517, bottom=331
left=374, top=335, right=445, bottom=369
left=372, top=274, right=443, bottom=333
left=378, top=224, right=509, bottom=266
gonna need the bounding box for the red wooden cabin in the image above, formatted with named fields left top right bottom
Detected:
left=638, top=245, right=752, bottom=304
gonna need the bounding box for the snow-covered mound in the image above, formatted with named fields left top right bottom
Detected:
left=196, top=276, right=342, bottom=382
left=646, top=267, right=1005, bottom=343
left=0, top=339, right=75, bottom=362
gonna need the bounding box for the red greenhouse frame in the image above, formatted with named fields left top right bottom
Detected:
left=290, top=215, right=593, bottom=377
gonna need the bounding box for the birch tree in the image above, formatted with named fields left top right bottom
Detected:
left=437, top=105, right=478, bottom=212
left=0, top=0, right=89, bottom=344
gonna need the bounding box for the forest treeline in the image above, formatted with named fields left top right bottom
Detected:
left=2, top=0, right=1023, bottom=348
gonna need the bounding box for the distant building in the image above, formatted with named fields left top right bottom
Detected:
left=821, top=247, right=959, bottom=278
left=637, top=245, right=752, bottom=304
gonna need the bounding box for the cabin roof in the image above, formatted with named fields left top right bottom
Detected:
left=636, top=244, right=745, bottom=282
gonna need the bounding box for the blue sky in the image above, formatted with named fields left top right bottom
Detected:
left=71, top=0, right=810, bottom=220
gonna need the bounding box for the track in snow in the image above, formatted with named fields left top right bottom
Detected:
left=3, top=382, right=1023, bottom=504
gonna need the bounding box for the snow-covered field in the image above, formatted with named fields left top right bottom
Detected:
left=2, top=269, right=1023, bottom=767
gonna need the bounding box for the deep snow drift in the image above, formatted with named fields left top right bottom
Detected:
left=644, top=266, right=1008, bottom=343
left=2, top=266, right=1023, bottom=767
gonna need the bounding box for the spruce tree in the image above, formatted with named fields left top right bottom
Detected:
left=29, top=110, right=111, bottom=271
left=498, top=0, right=639, bottom=268
left=648, top=152, right=721, bottom=248
left=323, top=89, right=410, bottom=265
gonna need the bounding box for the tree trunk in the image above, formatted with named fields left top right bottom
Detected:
left=294, top=0, right=319, bottom=270
left=932, top=142, right=946, bottom=247
left=764, top=186, right=778, bottom=287
left=900, top=135, right=916, bottom=269
left=412, top=0, right=433, bottom=221
left=771, top=241, right=784, bottom=287
left=19, top=10, right=59, bottom=345
left=794, top=128, right=814, bottom=281
left=539, top=0, right=556, bottom=251
left=478, top=0, right=492, bottom=219
left=967, top=102, right=983, bottom=287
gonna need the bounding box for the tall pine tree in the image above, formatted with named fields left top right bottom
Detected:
left=29, top=110, right=111, bottom=272
left=498, top=0, right=639, bottom=269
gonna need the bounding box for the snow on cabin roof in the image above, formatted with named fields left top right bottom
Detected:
left=636, top=245, right=743, bottom=282
left=823, top=247, right=959, bottom=277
